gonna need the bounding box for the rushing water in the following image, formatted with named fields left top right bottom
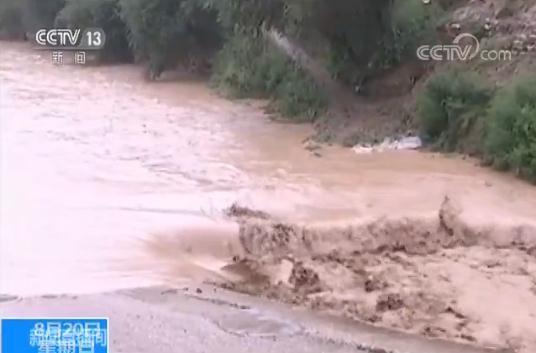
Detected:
left=1, top=42, right=536, bottom=296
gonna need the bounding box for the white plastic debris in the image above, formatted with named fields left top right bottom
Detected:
left=352, top=136, right=422, bottom=154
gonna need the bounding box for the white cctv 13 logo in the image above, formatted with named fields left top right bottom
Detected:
left=34, top=28, right=105, bottom=50
left=35, top=29, right=81, bottom=47
left=417, top=33, right=480, bottom=61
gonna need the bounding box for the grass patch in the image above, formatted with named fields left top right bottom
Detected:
left=212, top=33, right=325, bottom=122
left=485, top=78, right=536, bottom=182
left=417, top=70, right=493, bottom=153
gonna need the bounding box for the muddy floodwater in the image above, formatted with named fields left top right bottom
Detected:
left=0, top=41, right=535, bottom=294
left=0, top=39, right=534, bottom=307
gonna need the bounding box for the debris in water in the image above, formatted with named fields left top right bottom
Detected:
left=352, top=136, right=422, bottom=154
left=225, top=203, right=271, bottom=220
left=303, top=140, right=322, bottom=152
left=0, top=294, right=18, bottom=303
left=161, top=288, right=178, bottom=295
left=289, top=262, right=323, bottom=295
left=376, top=293, right=404, bottom=312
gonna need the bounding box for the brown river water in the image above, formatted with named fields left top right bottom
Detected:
left=1, top=42, right=536, bottom=297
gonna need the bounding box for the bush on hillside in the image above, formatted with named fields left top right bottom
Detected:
left=212, top=34, right=279, bottom=96
left=274, top=66, right=326, bottom=121
left=1, top=0, right=66, bottom=38
left=119, top=0, right=222, bottom=78
left=485, top=78, right=536, bottom=182
left=284, top=0, right=442, bottom=87
left=205, top=0, right=285, bottom=33
left=306, top=0, right=393, bottom=86
left=417, top=70, right=493, bottom=152
left=0, top=0, right=24, bottom=39
left=23, top=0, right=65, bottom=32
left=212, top=34, right=325, bottom=121
left=55, top=0, right=131, bottom=62
left=380, top=0, right=443, bottom=67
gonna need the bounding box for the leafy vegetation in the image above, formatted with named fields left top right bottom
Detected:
left=418, top=70, right=493, bottom=151
left=207, top=0, right=393, bottom=118
left=273, top=66, right=325, bottom=121
left=0, top=0, right=65, bottom=38
left=418, top=70, right=536, bottom=183
left=205, top=0, right=286, bottom=33
left=0, top=0, right=24, bottom=39
left=22, top=0, right=66, bottom=32
left=380, top=0, right=444, bottom=67
left=56, top=0, right=131, bottom=61
left=485, top=78, right=536, bottom=182
left=323, top=0, right=443, bottom=86
left=296, top=0, right=395, bottom=86
left=119, top=0, right=222, bottom=77
left=212, top=34, right=325, bottom=121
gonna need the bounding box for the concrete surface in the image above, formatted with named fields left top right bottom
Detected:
left=1, top=285, right=500, bottom=353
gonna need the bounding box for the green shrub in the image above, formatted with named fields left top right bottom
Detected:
left=212, top=34, right=325, bottom=121
left=310, top=1, right=393, bottom=85
left=274, top=67, right=325, bottom=121
left=380, top=0, right=443, bottom=67
left=320, top=0, right=442, bottom=86
left=22, top=0, right=66, bottom=32
left=1, top=0, right=67, bottom=38
left=205, top=0, right=285, bottom=33
left=485, top=78, right=536, bottom=182
left=119, top=0, right=221, bottom=78
left=0, top=0, right=24, bottom=39
left=55, top=0, right=132, bottom=62
left=211, top=33, right=267, bottom=95
left=417, top=70, right=493, bottom=151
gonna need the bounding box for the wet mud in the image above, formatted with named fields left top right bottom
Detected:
left=220, top=198, right=536, bottom=353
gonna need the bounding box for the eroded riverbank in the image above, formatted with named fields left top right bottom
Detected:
left=1, top=41, right=536, bottom=352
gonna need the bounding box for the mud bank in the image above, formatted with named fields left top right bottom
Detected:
left=221, top=199, right=536, bottom=353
